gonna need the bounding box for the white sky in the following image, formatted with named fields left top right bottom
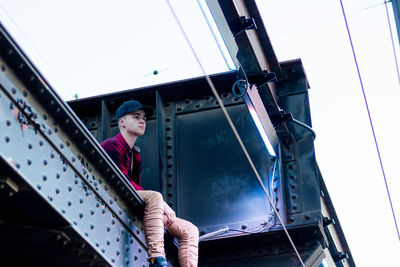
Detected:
left=0, top=0, right=399, bottom=265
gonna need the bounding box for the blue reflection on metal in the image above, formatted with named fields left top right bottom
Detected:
left=246, top=98, right=276, bottom=157
left=321, top=259, right=329, bottom=267
left=197, top=0, right=237, bottom=70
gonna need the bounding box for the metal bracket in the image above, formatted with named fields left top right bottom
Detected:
left=232, top=16, right=257, bottom=36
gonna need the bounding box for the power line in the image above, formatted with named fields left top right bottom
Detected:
left=339, top=0, right=400, bottom=241
left=272, top=1, right=387, bottom=39
left=384, top=0, right=400, bottom=90
left=165, top=0, right=305, bottom=266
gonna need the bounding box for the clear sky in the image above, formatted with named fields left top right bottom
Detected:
left=0, top=0, right=399, bottom=265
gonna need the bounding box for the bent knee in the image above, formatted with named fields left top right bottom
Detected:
left=181, top=221, right=199, bottom=241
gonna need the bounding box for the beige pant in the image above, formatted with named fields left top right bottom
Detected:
left=138, top=190, right=199, bottom=267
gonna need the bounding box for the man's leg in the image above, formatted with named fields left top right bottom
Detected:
left=165, top=217, right=199, bottom=267
left=137, top=190, right=165, bottom=259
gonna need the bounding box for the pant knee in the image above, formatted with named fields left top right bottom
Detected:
left=181, top=222, right=199, bottom=242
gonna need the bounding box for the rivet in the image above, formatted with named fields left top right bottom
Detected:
left=1, top=65, right=6, bottom=71
left=6, top=120, right=11, bottom=126
left=27, top=159, right=32, bottom=165
left=11, top=88, right=16, bottom=94
left=5, top=136, right=10, bottom=143
left=67, top=201, right=72, bottom=206
left=43, top=160, right=47, bottom=166
left=55, top=189, right=60, bottom=194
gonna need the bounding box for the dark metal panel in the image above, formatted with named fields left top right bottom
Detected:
left=176, top=102, right=274, bottom=232
left=277, top=60, right=321, bottom=227
left=199, top=228, right=324, bottom=267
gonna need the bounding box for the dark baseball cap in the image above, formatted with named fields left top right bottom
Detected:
left=115, top=100, right=154, bottom=120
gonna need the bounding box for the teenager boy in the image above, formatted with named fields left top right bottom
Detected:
left=101, top=100, right=199, bottom=267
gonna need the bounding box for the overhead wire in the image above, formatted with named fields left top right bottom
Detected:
left=339, top=0, right=400, bottom=241
left=271, top=1, right=388, bottom=39
left=165, top=1, right=305, bottom=265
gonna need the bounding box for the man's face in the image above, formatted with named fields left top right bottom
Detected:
left=120, top=110, right=146, bottom=136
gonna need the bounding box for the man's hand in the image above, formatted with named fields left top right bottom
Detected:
left=164, top=201, right=176, bottom=225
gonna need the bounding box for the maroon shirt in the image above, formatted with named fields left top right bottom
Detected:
left=101, top=133, right=143, bottom=190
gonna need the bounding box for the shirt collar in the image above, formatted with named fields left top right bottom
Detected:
left=116, top=132, right=141, bottom=152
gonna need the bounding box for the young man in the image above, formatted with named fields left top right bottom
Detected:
left=101, top=100, right=199, bottom=267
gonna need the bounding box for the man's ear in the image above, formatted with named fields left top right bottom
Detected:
left=118, top=117, right=125, bottom=128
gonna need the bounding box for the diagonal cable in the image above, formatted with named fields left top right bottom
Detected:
left=340, top=0, right=400, bottom=241
left=165, top=0, right=305, bottom=265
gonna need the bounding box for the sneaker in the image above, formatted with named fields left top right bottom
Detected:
left=149, top=256, right=168, bottom=267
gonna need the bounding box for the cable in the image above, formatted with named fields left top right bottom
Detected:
left=289, top=118, right=316, bottom=140
left=165, top=1, right=305, bottom=265
left=384, top=0, right=400, bottom=90
left=271, top=1, right=388, bottom=39
left=340, top=0, right=400, bottom=241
